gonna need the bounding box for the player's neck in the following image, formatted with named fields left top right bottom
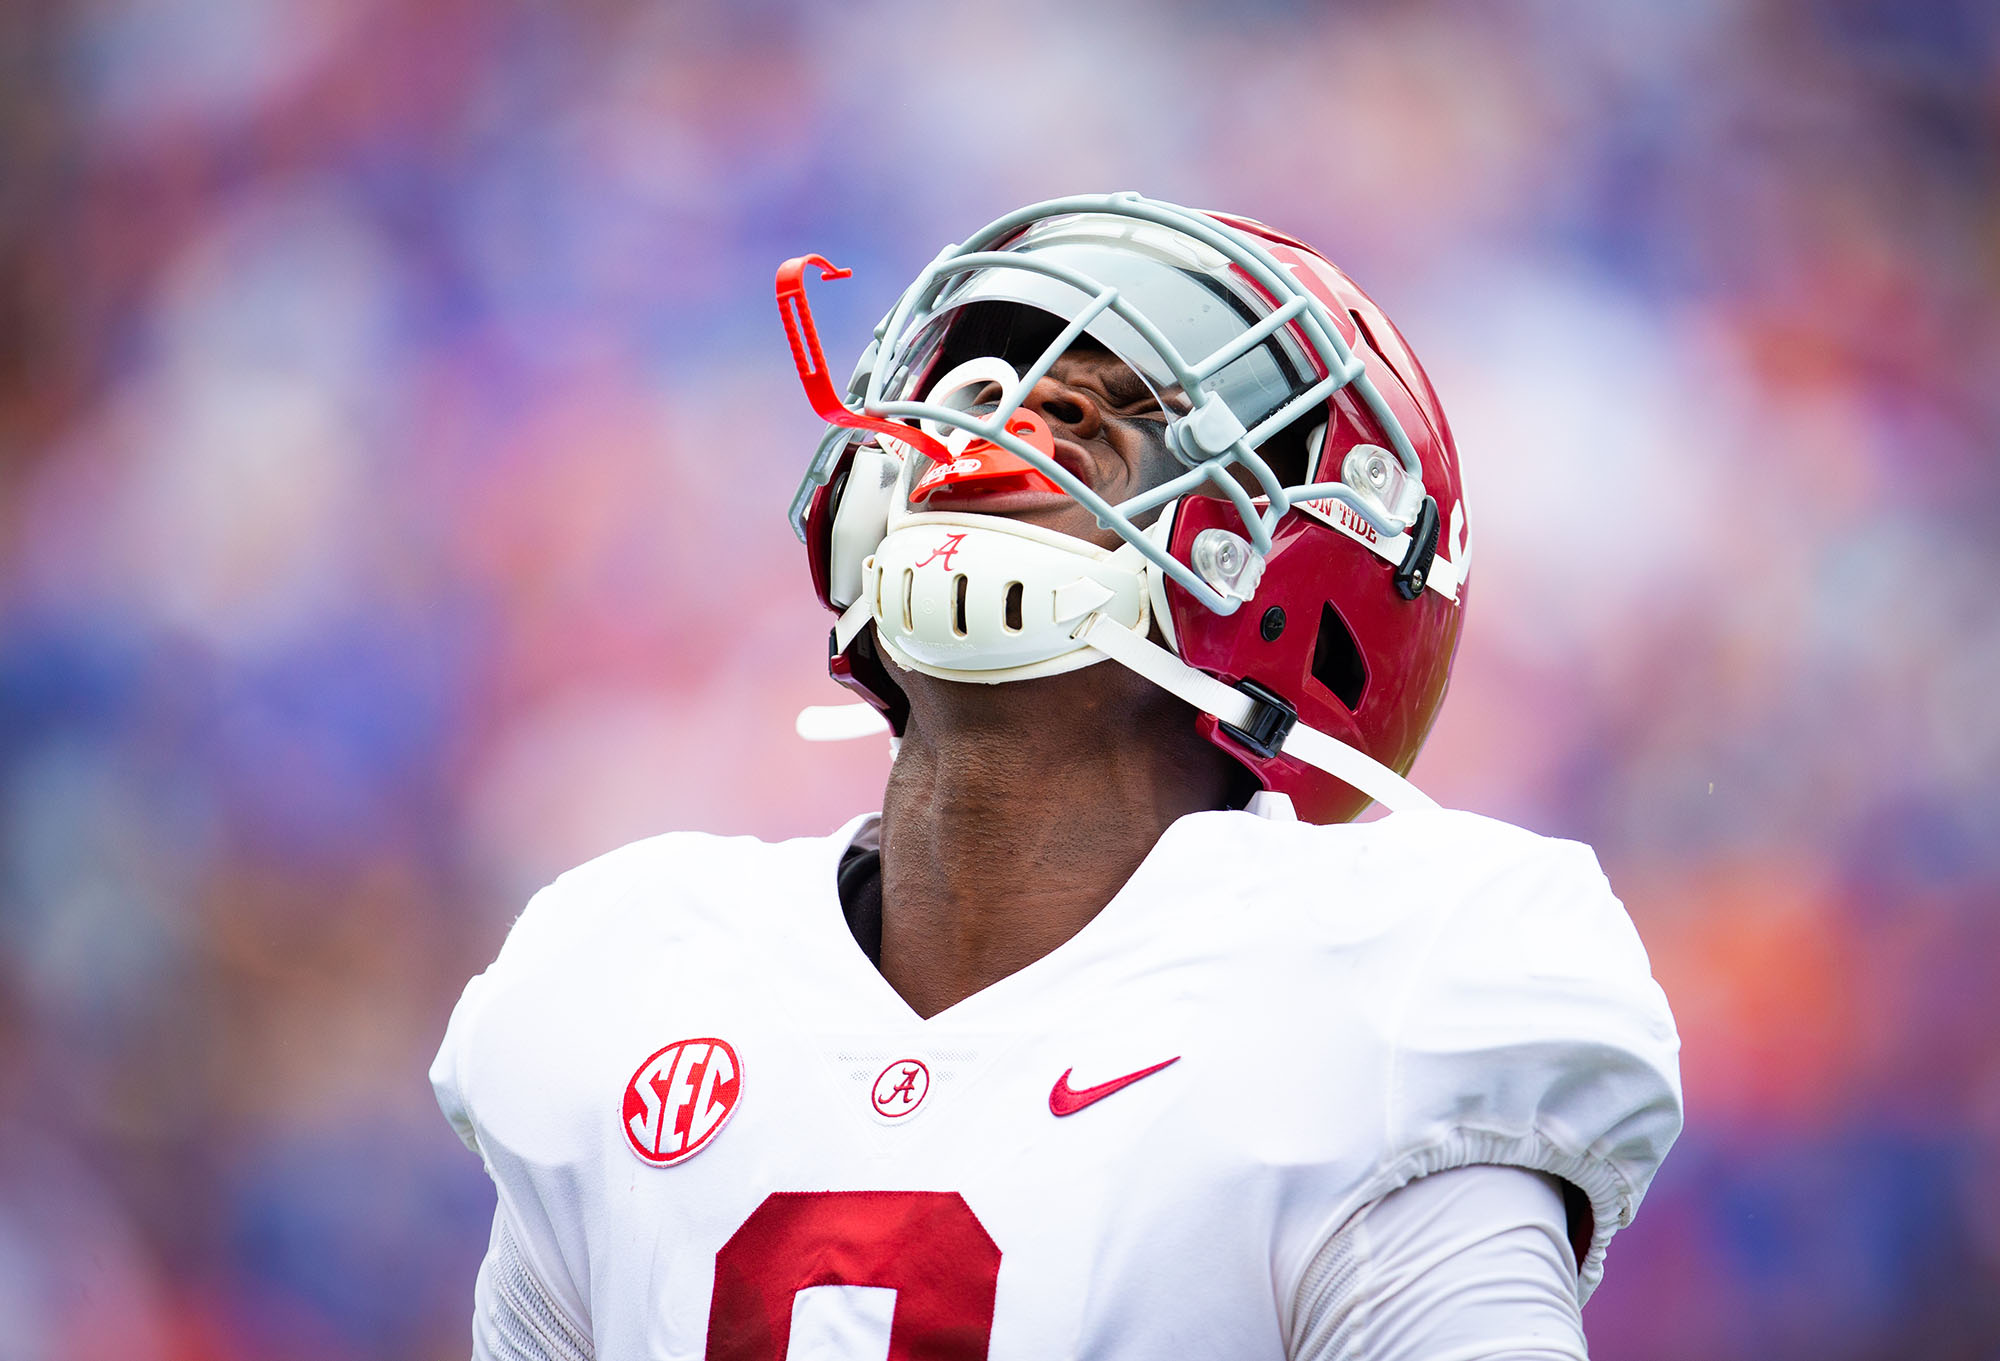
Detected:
left=875, top=664, right=1239, bottom=1019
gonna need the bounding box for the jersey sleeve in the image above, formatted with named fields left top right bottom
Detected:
left=431, top=877, right=601, bottom=1347
left=1289, top=1165, right=1585, bottom=1361
left=1378, top=828, right=1682, bottom=1302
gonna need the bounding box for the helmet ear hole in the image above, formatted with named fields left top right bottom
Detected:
left=1224, top=761, right=1262, bottom=812
left=1310, top=603, right=1367, bottom=711
left=1256, top=416, right=1314, bottom=489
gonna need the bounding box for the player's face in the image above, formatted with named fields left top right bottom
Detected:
left=913, top=343, right=1188, bottom=549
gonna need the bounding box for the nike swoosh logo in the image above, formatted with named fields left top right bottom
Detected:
left=1049, top=1056, right=1181, bottom=1117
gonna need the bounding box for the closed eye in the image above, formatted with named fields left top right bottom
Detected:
left=1112, top=387, right=1188, bottom=426
left=1098, top=372, right=1153, bottom=408
left=1093, top=373, right=1173, bottom=422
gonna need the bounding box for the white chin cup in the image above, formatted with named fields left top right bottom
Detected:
left=865, top=513, right=1150, bottom=683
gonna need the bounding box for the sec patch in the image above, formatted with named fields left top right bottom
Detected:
left=622, top=1037, right=741, bottom=1167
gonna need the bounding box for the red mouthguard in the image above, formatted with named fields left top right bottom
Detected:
left=911, top=409, right=1065, bottom=502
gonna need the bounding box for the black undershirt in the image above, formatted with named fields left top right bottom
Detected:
left=836, top=844, right=884, bottom=967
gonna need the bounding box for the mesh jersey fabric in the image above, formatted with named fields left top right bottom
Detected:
left=473, top=1209, right=595, bottom=1361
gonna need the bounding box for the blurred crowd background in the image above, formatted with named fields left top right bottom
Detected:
left=1, top=0, right=1996, bottom=1356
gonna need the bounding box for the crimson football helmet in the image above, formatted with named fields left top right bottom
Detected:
left=778, top=192, right=1468, bottom=823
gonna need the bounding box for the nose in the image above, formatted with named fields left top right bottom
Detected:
left=979, top=374, right=1102, bottom=439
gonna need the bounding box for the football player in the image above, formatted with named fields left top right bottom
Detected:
left=432, top=193, right=1682, bottom=1359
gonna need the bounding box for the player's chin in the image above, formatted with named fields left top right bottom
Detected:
left=918, top=497, right=1120, bottom=548
left=1003, top=504, right=1122, bottom=548
left=917, top=488, right=1073, bottom=517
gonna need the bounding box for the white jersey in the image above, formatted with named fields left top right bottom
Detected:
left=431, top=806, right=1681, bottom=1359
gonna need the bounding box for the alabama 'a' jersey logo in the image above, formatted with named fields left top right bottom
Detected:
left=871, top=1057, right=931, bottom=1119
left=622, top=1037, right=741, bottom=1166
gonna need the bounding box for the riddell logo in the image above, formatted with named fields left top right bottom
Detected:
left=915, top=455, right=986, bottom=493
left=914, top=533, right=967, bottom=571
left=622, top=1037, right=741, bottom=1166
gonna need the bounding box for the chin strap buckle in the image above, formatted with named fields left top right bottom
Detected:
left=1217, top=678, right=1297, bottom=761
left=1394, top=495, right=1440, bottom=601
left=1071, top=612, right=1439, bottom=813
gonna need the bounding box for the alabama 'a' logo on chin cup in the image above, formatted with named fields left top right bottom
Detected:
left=622, top=1037, right=742, bottom=1167
left=913, top=532, right=967, bottom=571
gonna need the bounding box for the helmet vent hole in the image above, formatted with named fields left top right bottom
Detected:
left=951, top=574, right=969, bottom=636
left=1003, top=582, right=1024, bottom=633
left=901, top=569, right=915, bottom=631
left=1310, top=602, right=1367, bottom=711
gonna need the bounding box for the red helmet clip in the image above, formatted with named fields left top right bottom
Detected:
left=776, top=255, right=948, bottom=461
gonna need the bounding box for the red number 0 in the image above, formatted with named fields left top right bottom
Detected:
left=706, top=1191, right=1001, bottom=1360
